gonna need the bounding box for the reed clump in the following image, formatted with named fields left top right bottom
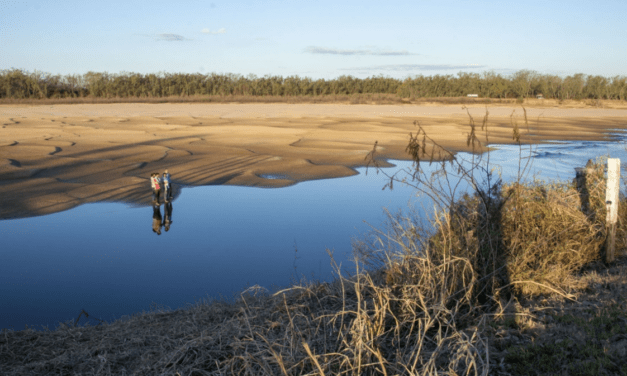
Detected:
left=500, top=178, right=606, bottom=295
left=385, top=165, right=614, bottom=302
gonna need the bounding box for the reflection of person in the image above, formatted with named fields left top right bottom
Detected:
left=163, top=201, right=173, bottom=232
left=163, top=170, right=172, bottom=202
left=152, top=203, right=163, bottom=235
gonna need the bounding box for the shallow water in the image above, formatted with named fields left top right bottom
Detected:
left=1, top=163, right=418, bottom=330
left=1, top=134, right=626, bottom=330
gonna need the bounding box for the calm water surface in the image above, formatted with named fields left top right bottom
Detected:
left=1, top=134, right=626, bottom=330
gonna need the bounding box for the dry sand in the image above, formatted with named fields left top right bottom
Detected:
left=1, top=103, right=627, bottom=219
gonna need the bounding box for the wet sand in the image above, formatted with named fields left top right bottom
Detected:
left=1, top=103, right=626, bottom=219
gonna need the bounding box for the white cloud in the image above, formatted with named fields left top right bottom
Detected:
left=341, top=64, right=487, bottom=71
left=305, top=46, right=413, bottom=56
left=157, top=34, right=188, bottom=42
left=201, top=28, right=226, bottom=35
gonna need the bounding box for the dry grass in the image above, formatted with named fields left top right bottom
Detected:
left=500, top=178, right=606, bottom=295
left=491, top=258, right=627, bottom=375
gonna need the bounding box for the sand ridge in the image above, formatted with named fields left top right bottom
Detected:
left=1, top=103, right=626, bottom=219
left=4, top=102, right=627, bottom=119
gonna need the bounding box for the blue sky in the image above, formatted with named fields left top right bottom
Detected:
left=1, top=0, right=625, bottom=79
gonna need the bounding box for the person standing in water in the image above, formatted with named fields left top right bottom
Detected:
left=163, top=170, right=172, bottom=202
left=151, top=173, right=162, bottom=203
left=150, top=173, right=157, bottom=201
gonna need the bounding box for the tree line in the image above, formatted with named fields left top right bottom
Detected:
left=1, top=69, right=626, bottom=101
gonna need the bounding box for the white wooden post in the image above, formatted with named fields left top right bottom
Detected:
left=605, top=158, right=620, bottom=263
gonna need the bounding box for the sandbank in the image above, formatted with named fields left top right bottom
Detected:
left=1, top=103, right=626, bottom=219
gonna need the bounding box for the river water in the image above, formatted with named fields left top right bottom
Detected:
left=1, top=133, right=626, bottom=330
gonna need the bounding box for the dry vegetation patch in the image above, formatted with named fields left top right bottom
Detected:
left=491, top=258, right=627, bottom=376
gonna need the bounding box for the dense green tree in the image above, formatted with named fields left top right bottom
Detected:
left=1, top=69, right=626, bottom=102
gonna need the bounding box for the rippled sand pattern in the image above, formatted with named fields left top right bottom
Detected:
left=1, top=103, right=626, bottom=219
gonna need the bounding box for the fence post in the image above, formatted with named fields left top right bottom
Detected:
left=605, top=158, right=620, bottom=263
left=574, top=159, right=596, bottom=215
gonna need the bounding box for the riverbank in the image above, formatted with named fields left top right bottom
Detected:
left=2, top=212, right=625, bottom=374
left=3, top=95, right=627, bottom=110
left=2, top=103, right=627, bottom=219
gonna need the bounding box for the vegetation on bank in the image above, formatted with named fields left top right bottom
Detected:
left=1, top=111, right=626, bottom=375
left=2, top=68, right=627, bottom=102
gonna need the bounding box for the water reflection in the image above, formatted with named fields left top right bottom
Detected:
left=152, top=201, right=174, bottom=235
left=152, top=203, right=163, bottom=235
left=164, top=202, right=173, bottom=232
